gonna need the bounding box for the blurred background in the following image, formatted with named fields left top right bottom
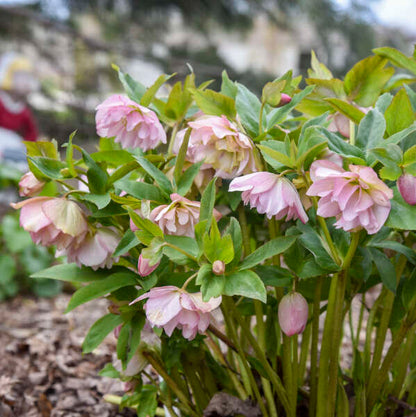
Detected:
left=0, top=0, right=415, bottom=142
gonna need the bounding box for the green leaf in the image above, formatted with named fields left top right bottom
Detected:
left=368, top=144, right=402, bottom=180
left=164, top=235, right=199, bottom=263
left=165, top=80, right=193, bottom=121
left=203, top=222, right=235, bottom=264
left=262, top=80, right=285, bottom=106
left=368, top=240, right=416, bottom=265
left=373, top=47, right=416, bottom=75
left=31, top=263, right=108, bottom=282
left=200, top=177, right=217, bottom=225
left=134, top=154, right=172, bottom=195
left=325, top=98, right=366, bottom=125
left=375, top=93, right=393, bottom=114
left=192, top=89, right=236, bottom=119
left=65, top=131, right=77, bottom=177
left=227, top=217, right=243, bottom=268
left=98, top=363, right=120, bottom=378
left=115, top=179, right=164, bottom=202
left=385, top=89, right=415, bottom=136
left=196, top=264, right=226, bottom=301
left=82, top=313, right=123, bottom=353
left=27, top=156, right=66, bottom=180
left=386, top=187, right=416, bottom=230
left=80, top=148, right=108, bottom=194
left=140, top=73, right=175, bottom=107
left=239, top=236, right=297, bottom=271
left=177, top=160, right=204, bottom=196
left=113, top=64, right=146, bottom=103
left=369, top=248, right=397, bottom=293
left=127, top=207, right=164, bottom=237
left=221, top=70, right=238, bottom=99
left=1, top=214, right=32, bottom=253
left=298, top=229, right=340, bottom=270
left=79, top=193, right=111, bottom=209
left=114, top=229, right=141, bottom=257
left=356, top=109, right=386, bottom=150
left=174, top=128, right=191, bottom=185
left=225, top=270, right=267, bottom=302
left=25, top=140, right=59, bottom=159
left=236, top=83, right=261, bottom=137
left=65, top=272, right=138, bottom=312
left=344, top=55, right=394, bottom=107
left=126, top=313, right=145, bottom=365
left=316, top=127, right=365, bottom=163
left=308, top=50, right=333, bottom=79
left=136, top=386, right=158, bottom=417
left=258, top=142, right=293, bottom=168
left=404, top=84, right=416, bottom=112
left=383, top=124, right=416, bottom=146
left=266, top=85, right=315, bottom=130
left=255, top=265, right=293, bottom=287
left=91, top=150, right=135, bottom=165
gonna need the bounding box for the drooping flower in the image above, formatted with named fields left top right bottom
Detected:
left=138, top=253, right=160, bottom=277
left=150, top=193, right=221, bottom=237
left=398, top=173, right=416, bottom=205
left=18, top=172, right=45, bottom=197
left=96, top=94, right=166, bottom=151
left=229, top=172, right=308, bottom=223
left=131, top=286, right=222, bottom=340
left=175, top=115, right=258, bottom=179
left=57, top=226, right=121, bottom=270
left=278, top=292, right=308, bottom=337
left=12, top=197, right=88, bottom=249
left=306, top=160, right=393, bottom=234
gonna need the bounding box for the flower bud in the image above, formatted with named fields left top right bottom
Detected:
left=212, top=260, right=225, bottom=275
left=398, top=173, right=416, bottom=205
left=278, top=93, right=292, bottom=107
left=18, top=172, right=45, bottom=197
left=138, top=254, right=160, bottom=277
left=278, top=292, right=308, bottom=337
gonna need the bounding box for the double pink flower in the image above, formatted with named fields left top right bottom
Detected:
left=229, top=172, right=308, bottom=223
left=306, top=160, right=393, bottom=234
left=175, top=115, right=258, bottom=179
left=131, top=286, right=221, bottom=340
left=96, top=94, right=166, bottom=151
left=150, top=193, right=221, bottom=237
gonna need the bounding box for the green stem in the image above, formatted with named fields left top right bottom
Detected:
left=349, top=120, right=356, bottom=146
left=221, top=299, right=269, bottom=417
left=238, top=204, right=251, bottom=256
left=368, top=256, right=406, bottom=392
left=367, top=321, right=416, bottom=412
left=259, top=102, right=265, bottom=135
left=167, top=123, right=179, bottom=155
left=291, top=335, right=299, bottom=413
left=228, top=299, right=291, bottom=413
left=143, top=352, right=199, bottom=417
left=299, top=320, right=311, bottom=386
left=309, top=276, right=323, bottom=417
left=182, top=359, right=209, bottom=412
left=282, top=334, right=294, bottom=414
left=317, top=215, right=341, bottom=266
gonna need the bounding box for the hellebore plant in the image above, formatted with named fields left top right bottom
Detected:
left=13, top=47, right=416, bottom=417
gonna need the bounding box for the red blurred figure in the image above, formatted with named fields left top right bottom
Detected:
left=0, top=52, right=38, bottom=142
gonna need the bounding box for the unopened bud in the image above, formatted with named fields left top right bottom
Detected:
left=278, top=93, right=292, bottom=107
left=60, top=168, right=71, bottom=177
left=212, top=260, right=225, bottom=275
left=398, top=173, right=416, bottom=205
left=137, top=254, right=160, bottom=277
left=278, top=292, right=308, bottom=336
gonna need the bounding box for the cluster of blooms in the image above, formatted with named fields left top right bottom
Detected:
left=13, top=88, right=406, bottom=343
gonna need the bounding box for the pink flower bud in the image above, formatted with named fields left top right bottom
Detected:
left=138, top=254, right=160, bottom=277
left=278, top=293, right=308, bottom=337
left=212, top=260, right=225, bottom=275
left=278, top=93, right=292, bottom=107
left=398, top=173, right=416, bottom=205
left=18, top=172, right=45, bottom=197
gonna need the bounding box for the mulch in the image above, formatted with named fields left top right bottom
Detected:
left=0, top=294, right=136, bottom=417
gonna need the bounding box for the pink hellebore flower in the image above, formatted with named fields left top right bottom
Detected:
left=229, top=172, right=308, bottom=223
left=398, top=173, right=416, bottom=205
left=150, top=193, right=221, bottom=237
left=58, top=227, right=121, bottom=270
left=18, top=172, right=45, bottom=197
left=306, top=160, right=393, bottom=234
left=137, top=253, right=160, bottom=277
left=12, top=197, right=88, bottom=249
left=130, top=286, right=222, bottom=340
left=175, top=115, right=258, bottom=179
left=96, top=94, right=166, bottom=151
left=278, top=93, right=292, bottom=107
left=278, top=292, right=309, bottom=337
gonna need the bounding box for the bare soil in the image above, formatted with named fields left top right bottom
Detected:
left=0, top=294, right=135, bottom=417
